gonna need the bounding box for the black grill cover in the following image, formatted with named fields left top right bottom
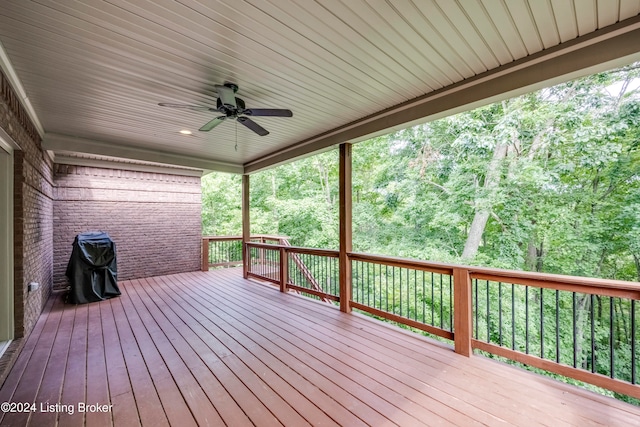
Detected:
left=66, top=231, right=120, bottom=304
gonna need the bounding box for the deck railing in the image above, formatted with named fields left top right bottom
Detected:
left=246, top=242, right=339, bottom=303
left=469, top=269, right=640, bottom=399
left=201, top=234, right=287, bottom=271
left=202, top=236, right=640, bottom=400
left=350, top=253, right=454, bottom=340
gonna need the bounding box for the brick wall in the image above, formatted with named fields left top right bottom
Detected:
left=1, top=70, right=54, bottom=338
left=53, top=165, right=202, bottom=289
left=0, top=66, right=204, bottom=342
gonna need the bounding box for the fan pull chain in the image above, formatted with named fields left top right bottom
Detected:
left=235, top=120, right=238, bottom=152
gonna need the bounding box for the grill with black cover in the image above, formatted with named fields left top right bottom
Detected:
left=66, top=231, right=120, bottom=304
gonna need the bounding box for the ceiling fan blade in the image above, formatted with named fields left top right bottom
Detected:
left=158, top=103, right=214, bottom=111
left=237, top=117, right=269, bottom=136
left=244, top=108, right=293, bottom=117
left=215, top=85, right=237, bottom=109
left=199, top=116, right=226, bottom=132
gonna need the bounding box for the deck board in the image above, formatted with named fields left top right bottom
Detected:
left=2, top=295, right=65, bottom=427
left=171, top=274, right=452, bottom=426
left=1, top=268, right=640, bottom=427
left=116, top=282, right=197, bottom=427
left=198, top=273, right=496, bottom=425
left=58, top=304, right=88, bottom=427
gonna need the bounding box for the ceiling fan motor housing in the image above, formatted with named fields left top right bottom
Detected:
left=216, top=97, right=246, bottom=117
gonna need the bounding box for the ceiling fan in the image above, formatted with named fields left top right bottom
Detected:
left=158, top=82, right=292, bottom=136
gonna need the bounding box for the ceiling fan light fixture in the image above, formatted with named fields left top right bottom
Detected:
left=179, top=129, right=192, bottom=135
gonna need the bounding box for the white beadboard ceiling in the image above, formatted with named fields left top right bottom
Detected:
left=1, top=0, right=639, bottom=173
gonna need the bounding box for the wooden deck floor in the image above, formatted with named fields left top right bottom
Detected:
left=1, top=269, right=639, bottom=427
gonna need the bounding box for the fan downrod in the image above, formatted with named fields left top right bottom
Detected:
left=223, top=82, right=239, bottom=93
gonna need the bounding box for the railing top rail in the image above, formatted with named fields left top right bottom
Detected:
left=203, top=234, right=290, bottom=241
left=285, top=246, right=339, bottom=257
left=470, top=270, right=640, bottom=299
left=348, top=252, right=454, bottom=275
left=202, top=235, right=243, bottom=241
left=252, top=234, right=290, bottom=241
left=246, top=241, right=339, bottom=257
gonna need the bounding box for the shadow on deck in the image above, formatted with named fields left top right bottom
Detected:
left=1, top=268, right=639, bottom=426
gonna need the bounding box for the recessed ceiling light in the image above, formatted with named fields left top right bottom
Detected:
left=179, top=129, right=192, bottom=135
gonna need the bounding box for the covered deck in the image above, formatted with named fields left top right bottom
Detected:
left=1, top=268, right=639, bottom=427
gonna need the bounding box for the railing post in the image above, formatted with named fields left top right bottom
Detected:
left=201, top=237, right=209, bottom=271
left=279, top=247, right=288, bottom=293
left=339, top=143, right=353, bottom=313
left=453, top=267, right=473, bottom=357
left=242, top=175, right=250, bottom=279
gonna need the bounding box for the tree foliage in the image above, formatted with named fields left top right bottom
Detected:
left=202, top=63, right=640, bottom=279
left=202, top=64, right=640, bottom=402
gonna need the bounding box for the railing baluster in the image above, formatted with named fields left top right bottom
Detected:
left=414, top=269, right=417, bottom=321
left=591, top=294, right=596, bottom=373
left=449, top=275, right=453, bottom=331
left=540, top=288, right=544, bottom=359
left=432, top=272, right=436, bottom=327
left=499, top=281, right=503, bottom=347
left=511, top=283, right=515, bottom=350
left=367, top=262, right=370, bottom=308
left=526, top=286, right=530, bottom=355
left=610, top=296, right=615, bottom=378
left=441, top=274, right=445, bottom=330
left=422, top=270, right=426, bottom=325
left=474, top=278, right=478, bottom=339
left=279, top=246, right=287, bottom=293
left=632, top=299, right=636, bottom=385
left=398, top=267, right=402, bottom=316
left=486, top=280, right=490, bottom=343
left=573, top=292, right=577, bottom=368
left=556, top=290, right=560, bottom=363
left=392, top=266, right=396, bottom=315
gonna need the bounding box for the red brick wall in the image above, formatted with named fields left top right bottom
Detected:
left=53, top=165, right=202, bottom=289
left=1, top=71, right=54, bottom=338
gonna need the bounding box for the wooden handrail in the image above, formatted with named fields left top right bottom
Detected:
left=348, top=252, right=454, bottom=276
left=202, top=234, right=290, bottom=242
left=247, top=242, right=339, bottom=257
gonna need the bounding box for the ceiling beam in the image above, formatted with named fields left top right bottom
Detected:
left=43, top=133, right=243, bottom=174
left=52, top=153, right=203, bottom=177
left=244, top=15, right=640, bottom=174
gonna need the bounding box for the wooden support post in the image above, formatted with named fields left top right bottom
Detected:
left=201, top=237, right=209, bottom=272
left=339, top=143, right=353, bottom=313
left=242, top=174, right=250, bottom=279
left=453, top=267, right=473, bottom=357
left=279, top=247, right=288, bottom=293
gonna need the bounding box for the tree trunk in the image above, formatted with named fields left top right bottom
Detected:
left=461, top=142, right=508, bottom=259
left=525, top=240, right=544, bottom=272
left=526, top=241, right=537, bottom=271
